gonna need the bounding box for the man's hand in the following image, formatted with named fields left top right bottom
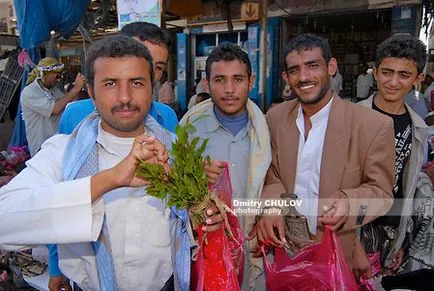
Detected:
left=113, top=135, right=168, bottom=187
left=318, top=191, right=350, bottom=231
left=247, top=215, right=286, bottom=257
left=353, top=238, right=372, bottom=280
left=205, top=160, right=225, bottom=184
left=385, top=248, right=404, bottom=273
left=201, top=204, right=224, bottom=232
left=91, top=135, right=168, bottom=202
left=72, top=73, right=86, bottom=93
left=49, top=275, right=72, bottom=291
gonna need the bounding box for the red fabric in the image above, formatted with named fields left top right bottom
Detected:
left=191, top=163, right=244, bottom=291
left=263, top=227, right=359, bottom=291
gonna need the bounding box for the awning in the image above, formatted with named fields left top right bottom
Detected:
left=167, top=0, right=204, bottom=17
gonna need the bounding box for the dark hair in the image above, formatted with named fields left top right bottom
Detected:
left=376, top=34, right=427, bottom=74
left=85, top=34, right=154, bottom=86
left=205, top=43, right=252, bottom=80
left=283, top=34, right=332, bottom=69
left=120, top=22, right=171, bottom=48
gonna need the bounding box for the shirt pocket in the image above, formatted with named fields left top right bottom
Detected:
left=144, top=205, right=171, bottom=247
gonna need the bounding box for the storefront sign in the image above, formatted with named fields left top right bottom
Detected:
left=241, top=3, right=259, bottom=20
left=202, top=22, right=246, bottom=33
left=117, top=0, right=160, bottom=30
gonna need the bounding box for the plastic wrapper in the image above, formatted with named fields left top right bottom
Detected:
left=263, top=226, right=359, bottom=291
left=191, top=163, right=244, bottom=291
left=0, top=147, right=29, bottom=172
left=358, top=251, right=380, bottom=291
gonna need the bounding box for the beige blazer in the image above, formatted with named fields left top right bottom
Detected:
left=262, top=95, right=395, bottom=265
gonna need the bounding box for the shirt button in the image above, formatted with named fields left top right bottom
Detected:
left=231, top=163, right=236, bottom=167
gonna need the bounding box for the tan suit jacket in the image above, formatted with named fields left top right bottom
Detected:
left=263, top=95, right=395, bottom=265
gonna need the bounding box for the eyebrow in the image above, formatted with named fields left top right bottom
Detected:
left=287, top=59, right=320, bottom=70
left=305, top=59, right=320, bottom=65
left=212, top=74, right=247, bottom=79
left=100, top=77, right=148, bottom=82
left=380, top=68, right=413, bottom=75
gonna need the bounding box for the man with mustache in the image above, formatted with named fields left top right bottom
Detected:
left=250, top=34, right=396, bottom=275
left=58, top=22, right=178, bottom=135
left=0, top=35, right=193, bottom=290
left=180, top=43, right=272, bottom=289
left=51, top=21, right=179, bottom=290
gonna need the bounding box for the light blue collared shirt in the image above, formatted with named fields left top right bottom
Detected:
left=190, top=105, right=251, bottom=201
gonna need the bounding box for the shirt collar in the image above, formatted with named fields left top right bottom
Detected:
left=203, top=105, right=251, bottom=137
left=297, top=97, right=334, bottom=126
left=204, top=104, right=222, bottom=133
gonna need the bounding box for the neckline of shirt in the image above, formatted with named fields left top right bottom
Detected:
left=96, top=122, right=138, bottom=156
left=297, top=96, right=334, bottom=126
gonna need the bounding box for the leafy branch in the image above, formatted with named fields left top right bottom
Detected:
left=135, top=121, right=210, bottom=209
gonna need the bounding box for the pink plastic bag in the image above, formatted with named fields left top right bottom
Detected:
left=191, top=163, right=244, bottom=291
left=263, top=227, right=359, bottom=291
left=1, top=146, right=29, bottom=171
left=358, top=252, right=380, bottom=291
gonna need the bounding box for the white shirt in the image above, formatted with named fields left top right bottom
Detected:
left=330, top=73, right=343, bottom=94
left=0, top=124, right=172, bottom=290
left=20, top=79, right=64, bottom=157
left=356, top=73, right=373, bottom=98
left=294, top=98, right=333, bottom=234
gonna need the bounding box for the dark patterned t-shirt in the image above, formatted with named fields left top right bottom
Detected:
left=373, top=101, right=412, bottom=226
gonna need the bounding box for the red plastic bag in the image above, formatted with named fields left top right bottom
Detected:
left=263, top=226, right=359, bottom=291
left=191, top=163, right=244, bottom=291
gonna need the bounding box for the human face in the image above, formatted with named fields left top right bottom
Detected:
left=42, top=72, right=62, bottom=88
left=88, top=56, right=153, bottom=137
left=374, top=57, right=423, bottom=103
left=134, top=38, right=168, bottom=82
left=282, top=47, right=336, bottom=106
left=207, top=60, right=254, bottom=117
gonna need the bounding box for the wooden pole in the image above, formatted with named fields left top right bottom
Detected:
left=161, top=0, right=166, bottom=29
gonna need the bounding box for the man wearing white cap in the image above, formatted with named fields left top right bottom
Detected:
left=20, top=58, right=85, bottom=156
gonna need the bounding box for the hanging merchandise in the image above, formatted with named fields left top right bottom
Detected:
left=13, top=0, right=90, bottom=50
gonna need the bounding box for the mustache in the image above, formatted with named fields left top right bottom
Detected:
left=295, top=81, right=315, bottom=88
left=112, top=103, right=139, bottom=112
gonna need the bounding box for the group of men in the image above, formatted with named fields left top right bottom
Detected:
left=0, top=19, right=432, bottom=291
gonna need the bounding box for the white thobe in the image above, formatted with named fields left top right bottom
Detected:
left=294, top=98, right=333, bottom=234
left=0, top=124, right=172, bottom=290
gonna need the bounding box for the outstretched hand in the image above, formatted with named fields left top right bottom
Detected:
left=113, top=135, right=169, bottom=187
